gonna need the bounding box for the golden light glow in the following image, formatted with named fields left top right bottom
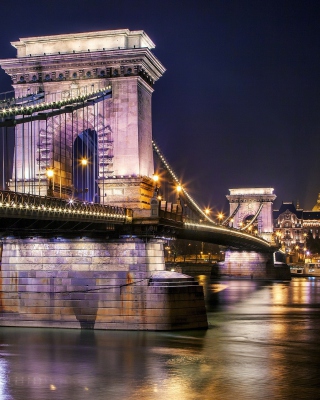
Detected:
left=218, top=212, right=224, bottom=221
left=46, top=168, right=54, bottom=178
left=153, top=174, right=159, bottom=182
left=81, top=158, right=88, bottom=166
left=176, top=184, right=182, bottom=192
left=205, top=208, right=210, bottom=215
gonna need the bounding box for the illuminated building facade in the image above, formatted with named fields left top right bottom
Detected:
left=273, top=194, right=320, bottom=260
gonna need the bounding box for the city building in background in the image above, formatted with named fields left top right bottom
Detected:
left=273, top=194, right=320, bottom=263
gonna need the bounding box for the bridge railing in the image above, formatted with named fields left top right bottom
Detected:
left=0, top=190, right=132, bottom=224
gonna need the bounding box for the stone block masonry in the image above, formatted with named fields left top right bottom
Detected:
left=0, top=237, right=208, bottom=330
left=220, top=250, right=291, bottom=280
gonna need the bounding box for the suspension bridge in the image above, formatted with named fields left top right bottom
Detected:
left=0, top=29, right=284, bottom=332
left=0, top=83, right=275, bottom=251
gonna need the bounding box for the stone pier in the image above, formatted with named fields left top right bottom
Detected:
left=0, top=237, right=208, bottom=330
left=220, top=250, right=291, bottom=280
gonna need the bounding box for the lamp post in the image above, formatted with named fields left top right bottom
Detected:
left=81, top=158, right=88, bottom=201
left=46, top=168, right=54, bottom=197
left=176, top=184, right=182, bottom=204
left=153, top=174, right=159, bottom=197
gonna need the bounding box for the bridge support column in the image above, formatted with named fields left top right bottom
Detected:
left=0, top=236, right=207, bottom=330
left=220, top=250, right=291, bottom=279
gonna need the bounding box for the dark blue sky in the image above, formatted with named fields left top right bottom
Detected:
left=0, top=0, right=319, bottom=214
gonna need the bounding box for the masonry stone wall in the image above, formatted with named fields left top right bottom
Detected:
left=0, top=237, right=208, bottom=330
left=220, top=250, right=291, bottom=280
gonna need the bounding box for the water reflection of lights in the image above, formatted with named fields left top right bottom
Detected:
left=291, top=279, right=311, bottom=304
left=0, top=359, right=10, bottom=399
left=210, top=283, right=228, bottom=293
left=272, top=285, right=288, bottom=305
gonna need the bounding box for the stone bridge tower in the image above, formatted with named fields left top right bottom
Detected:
left=0, top=29, right=165, bottom=211
left=226, top=188, right=276, bottom=242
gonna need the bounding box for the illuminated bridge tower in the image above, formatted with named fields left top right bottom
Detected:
left=223, top=188, right=279, bottom=278
left=226, top=188, right=276, bottom=242
left=0, top=29, right=165, bottom=211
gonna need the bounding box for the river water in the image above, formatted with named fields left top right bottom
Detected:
left=0, top=276, right=319, bottom=400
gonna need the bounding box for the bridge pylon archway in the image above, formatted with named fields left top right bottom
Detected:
left=226, top=188, right=276, bottom=242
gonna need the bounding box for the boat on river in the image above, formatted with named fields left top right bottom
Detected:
left=290, top=263, right=320, bottom=277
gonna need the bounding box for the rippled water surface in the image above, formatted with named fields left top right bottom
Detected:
left=0, top=277, right=320, bottom=400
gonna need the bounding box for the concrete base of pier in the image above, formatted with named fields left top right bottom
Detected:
left=219, top=250, right=291, bottom=280
left=0, top=237, right=208, bottom=330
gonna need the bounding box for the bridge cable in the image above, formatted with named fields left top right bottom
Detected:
left=37, top=119, right=40, bottom=196
left=239, top=202, right=264, bottom=231
left=221, top=202, right=241, bottom=226
left=1, top=126, right=4, bottom=189
left=152, top=140, right=216, bottom=224
left=102, top=92, right=105, bottom=204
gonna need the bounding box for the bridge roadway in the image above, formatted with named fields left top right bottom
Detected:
left=0, top=191, right=276, bottom=252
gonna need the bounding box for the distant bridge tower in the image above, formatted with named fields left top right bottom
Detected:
left=226, top=188, right=276, bottom=242
left=0, top=29, right=165, bottom=211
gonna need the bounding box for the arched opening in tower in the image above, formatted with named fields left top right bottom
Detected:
left=73, top=129, right=98, bottom=203
left=243, top=214, right=258, bottom=232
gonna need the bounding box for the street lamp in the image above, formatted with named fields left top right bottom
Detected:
left=46, top=168, right=54, bottom=196
left=176, top=184, right=182, bottom=205
left=204, top=208, right=211, bottom=221
left=153, top=174, right=160, bottom=197
left=217, top=212, right=224, bottom=224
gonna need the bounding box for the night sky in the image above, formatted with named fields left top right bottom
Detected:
left=0, top=0, right=319, bottom=214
